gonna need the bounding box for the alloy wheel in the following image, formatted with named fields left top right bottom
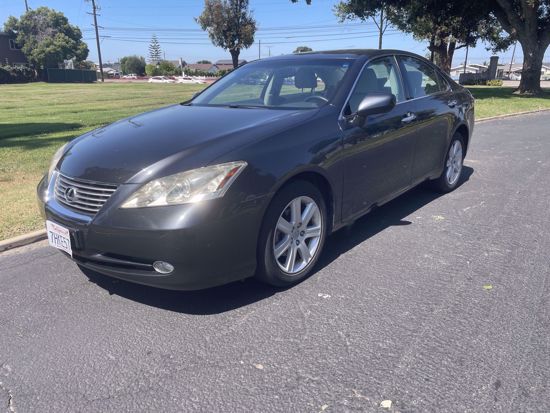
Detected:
left=272, top=196, right=323, bottom=275
left=446, top=140, right=463, bottom=186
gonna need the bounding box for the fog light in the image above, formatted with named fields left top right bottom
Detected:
left=153, top=261, right=174, bottom=274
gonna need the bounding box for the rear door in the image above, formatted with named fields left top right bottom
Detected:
left=341, top=56, right=418, bottom=219
left=397, top=56, right=455, bottom=181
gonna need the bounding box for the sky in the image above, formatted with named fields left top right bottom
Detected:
left=1, top=0, right=546, bottom=67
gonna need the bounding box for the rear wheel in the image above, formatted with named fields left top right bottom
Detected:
left=257, top=180, right=327, bottom=287
left=432, top=134, right=465, bottom=193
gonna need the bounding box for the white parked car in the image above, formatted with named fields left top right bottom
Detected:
left=122, top=74, right=138, bottom=79
left=148, top=76, right=175, bottom=83
left=175, top=76, right=206, bottom=84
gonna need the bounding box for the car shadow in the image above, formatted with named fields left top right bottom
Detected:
left=83, top=166, right=473, bottom=315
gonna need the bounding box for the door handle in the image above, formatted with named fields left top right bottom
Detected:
left=447, top=100, right=458, bottom=108
left=401, top=113, right=417, bottom=124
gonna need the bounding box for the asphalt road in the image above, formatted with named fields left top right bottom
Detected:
left=1, top=113, right=549, bottom=413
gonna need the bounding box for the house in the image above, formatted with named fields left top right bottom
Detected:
left=184, top=63, right=213, bottom=72
left=209, top=59, right=247, bottom=73
left=99, top=67, right=120, bottom=78
left=183, top=61, right=239, bottom=74
left=0, top=32, right=27, bottom=66
left=102, top=61, right=121, bottom=72
left=215, top=59, right=247, bottom=66
left=497, top=63, right=550, bottom=79
left=449, top=63, right=488, bottom=80
left=210, top=63, right=235, bottom=73
left=458, top=56, right=500, bottom=84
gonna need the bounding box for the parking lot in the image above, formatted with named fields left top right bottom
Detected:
left=1, top=112, right=549, bottom=412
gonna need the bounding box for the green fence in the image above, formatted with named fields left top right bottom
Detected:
left=46, top=69, right=97, bottom=83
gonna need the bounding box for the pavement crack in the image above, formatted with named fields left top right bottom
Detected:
left=0, top=380, right=15, bottom=413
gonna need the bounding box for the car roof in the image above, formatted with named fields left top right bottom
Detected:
left=256, top=49, right=427, bottom=62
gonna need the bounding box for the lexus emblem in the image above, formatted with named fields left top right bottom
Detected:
left=64, top=187, right=77, bottom=203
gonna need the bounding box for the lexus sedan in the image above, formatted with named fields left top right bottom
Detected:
left=37, top=50, right=474, bottom=290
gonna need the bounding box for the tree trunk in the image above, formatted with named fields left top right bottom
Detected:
left=378, top=9, right=384, bottom=50
left=516, top=40, right=545, bottom=95
left=492, top=0, right=550, bottom=95
left=230, top=49, right=240, bottom=69
left=429, top=36, right=436, bottom=63
left=432, top=41, right=453, bottom=74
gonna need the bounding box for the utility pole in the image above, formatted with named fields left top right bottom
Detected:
left=508, top=42, right=517, bottom=78
left=88, top=0, right=104, bottom=82
left=258, top=40, right=261, bottom=59
left=24, top=0, right=29, bottom=12
left=267, top=46, right=272, bottom=57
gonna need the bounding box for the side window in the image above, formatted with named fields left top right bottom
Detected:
left=400, top=56, right=445, bottom=98
left=347, top=57, right=403, bottom=115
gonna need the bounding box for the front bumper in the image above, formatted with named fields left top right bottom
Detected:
left=37, top=174, right=267, bottom=290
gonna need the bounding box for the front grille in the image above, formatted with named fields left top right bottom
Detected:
left=54, top=173, right=118, bottom=215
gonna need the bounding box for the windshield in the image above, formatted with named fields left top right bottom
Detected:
left=189, top=59, right=352, bottom=110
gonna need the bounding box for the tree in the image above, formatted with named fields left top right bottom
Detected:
left=334, top=2, right=390, bottom=49
left=196, top=0, right=257, bottom=69
left=76, top=60, right=96, bottom=70
left=334, top=1, right=511, bottom=74
left=3, top=7, right=88, bottom=70
left=292, top=1, right=511, bottom=74
left=294, top=46, right=313, bottom=53
left=145, top=64, right=161, bottom=77
left=158, top=60, right=178, bottom=76
left=120, top=55, right=146, bottom=75
left=148, top=35, right=162, bottom=63
left=486, top=0, right=550, bottom=94
left=197, top=60, right=212, bottom=64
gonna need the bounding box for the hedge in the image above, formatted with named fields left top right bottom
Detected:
left=0, top=65, right=36, bottom=84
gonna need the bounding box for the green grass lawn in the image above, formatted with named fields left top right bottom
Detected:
left=468, top=86, right=550, bottom=119
left=0, top=82, right=549, bottom=241
left=0, top=82, right=204, bottom=240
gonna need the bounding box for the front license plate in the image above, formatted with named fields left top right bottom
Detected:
left=46, top=220, right=73, bottom=257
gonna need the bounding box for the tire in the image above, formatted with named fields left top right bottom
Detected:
left=431, top=133, right=465, bottom=193
left=256, top=180, right=328, bottom=287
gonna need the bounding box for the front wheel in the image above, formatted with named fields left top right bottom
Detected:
left=431, top=134, right=465, bottom=193
left=256, top=181, right=327, bottom=287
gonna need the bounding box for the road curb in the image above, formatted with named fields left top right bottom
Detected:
left=477, top=108, right=550, bottom=123
left=0, top=230, right=47, bottom=253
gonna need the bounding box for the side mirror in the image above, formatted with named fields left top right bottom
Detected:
left=357, top=93, right=396, bottom=117
left=350, top=93, right=396, bottom=126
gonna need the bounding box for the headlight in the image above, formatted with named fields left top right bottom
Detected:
left=48, top=143, right=69, bottom=183
left=121, top=161, right=247, bottom=208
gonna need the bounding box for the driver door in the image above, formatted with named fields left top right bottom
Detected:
left=341, top=56, right=417, bottom=219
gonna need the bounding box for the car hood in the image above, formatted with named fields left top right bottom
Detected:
left=58, top=104, right=316, bottom=184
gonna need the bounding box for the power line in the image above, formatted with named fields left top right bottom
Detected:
left=87, top=32, right=401, bottom=46
left=83, top=29, right=400, bottom=41
left=82, top=22, right=373, bottom=33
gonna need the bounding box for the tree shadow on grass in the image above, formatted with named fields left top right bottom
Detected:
left=83, top=167, right=474, bottom=315
left=0, top=122, right=83, bottom=140
left=0, top=123, right=84, bottom=149
left=468, top=87, right=550, bottom=100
